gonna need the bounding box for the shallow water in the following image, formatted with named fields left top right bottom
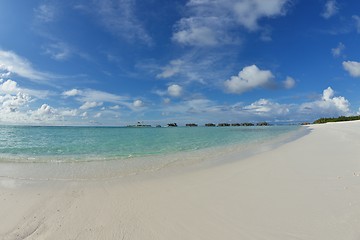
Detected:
left=0, top=125, right=299, bottom=163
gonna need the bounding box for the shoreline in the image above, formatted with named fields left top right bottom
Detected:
left=0, top=126, right=305, bottom=182
left=1, top=121, right=360, bottom=239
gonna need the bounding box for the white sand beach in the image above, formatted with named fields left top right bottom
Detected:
left=1, top=121, right=360, bottom=240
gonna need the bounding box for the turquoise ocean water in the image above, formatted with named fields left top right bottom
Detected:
left=0, top=125, right=300, bottom=163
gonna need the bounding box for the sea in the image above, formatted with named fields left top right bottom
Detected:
left=0, top=125, right=304, bottom=181
left=0, top=125, right=300, bottom=163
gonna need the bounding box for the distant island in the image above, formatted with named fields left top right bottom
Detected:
left=126, top=122, right=271, bottom=128
left=313, top=115, right=360, bottom=124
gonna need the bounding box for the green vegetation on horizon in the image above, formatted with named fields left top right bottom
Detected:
left=313, top=115, right=360, bottom=124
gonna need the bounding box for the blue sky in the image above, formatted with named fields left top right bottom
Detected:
left=1, top=0, right=360, bottom=126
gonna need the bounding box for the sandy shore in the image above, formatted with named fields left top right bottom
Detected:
left=1, top=121, right=360, bottom=239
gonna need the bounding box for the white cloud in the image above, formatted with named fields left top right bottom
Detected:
left=92, top=0, right=152, bottom=45
left=243, top=98, right=290, bottom=116
left=172, top=0, right=289, bottom=46
left=0, top=79, right=18, bottom=93
left=0, top=50, right=53, bottom=82
left=79, top=101, right=103, bottom=110
left=0, top=79, right=49, bottom=99
left=353, top=15, right=360, bottom=33
left=36, top=104, right=54, bottom=115
left=109, top=105, right=120, bottom=110
left=63, top=87, right=129, bottom=107
left=343, top=61, right=360, bottom=77
left=172, top=20, right=221, bottom=46
left=331, top=42, right=345, bottom=57
left=232, top=0, right=288, bottom=30
left=0, top=71, right=11, bottom=79
left=224, top=65, right=274, bottom=94
left=163, top=98, right=171, bottom=104
left=44, top=41, right=71, bottom=61
left=77, top=89, right=127, bottom=103
left=1, top=92, right=31, bottom=110
left=283, top=76, right=295, bottom=89
left=94, top=112, right=102, bottom=118
left=59, top=109, right=78, bottom=117
left=34, top=4, right=57, bottom=22
left=63, top=87, right=141, bottom=112
left=321, top=0, right=338, bottom=19
left=133, top=99, right=144, bottom=108
left=300, top=87, right=350, bottom=116
left=154, top=52, right=228, bottom=84
left=156, top=60, right=184, bottom=79
left=167, top=84, right=183, bottom=97
left=62, top=88, right=82, bottom=97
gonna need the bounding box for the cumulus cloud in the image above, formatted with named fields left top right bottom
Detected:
left=36, top=104, right=54, bottom=115
left=300, top=87, right=350, bottom=117
left=224, top=65, right=274, bottom=94
left=1, top=92, right=31, bottom=110
left=172, top=0, right=289, bottom=46
left=167, top=84, right=183, bottom=97
left=133, top=99, right=144, bottom=108
left=321, top=0, right=338, bottom=19
left=0, top=79, right=18, bottom=93
left=343, top=61, right=360, bottom=77
left=331, top=42, right=345, bottom=57
left=79, top=101, right=103, bottom=110
left=283, top=76, right=296, bottom=89
left=62, top=88, right=82, bottom=97
left=0, top=79, right=49, bottom=99
left=0, top=80, right=94, bottom=124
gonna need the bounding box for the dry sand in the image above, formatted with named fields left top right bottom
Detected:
left=1, top=121, right=360, bottom=239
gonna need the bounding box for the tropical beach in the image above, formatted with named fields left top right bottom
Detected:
left=1, top=0, right=360, bottom=239
left=1, top=120, right=360, bottom=239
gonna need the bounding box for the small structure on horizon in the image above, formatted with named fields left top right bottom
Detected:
left=217, top=123, right=231, bottom=127
left=127, top=122, right=151, bottom=128
left=205, top=123, right=216, bottom=127
left=241, top=122, right=255, bottom=126
left=256, top=122, right=269, bottom=126
left=186, top=123, right=198, bottom=127
left=167, top=123, right=178, bottom=127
